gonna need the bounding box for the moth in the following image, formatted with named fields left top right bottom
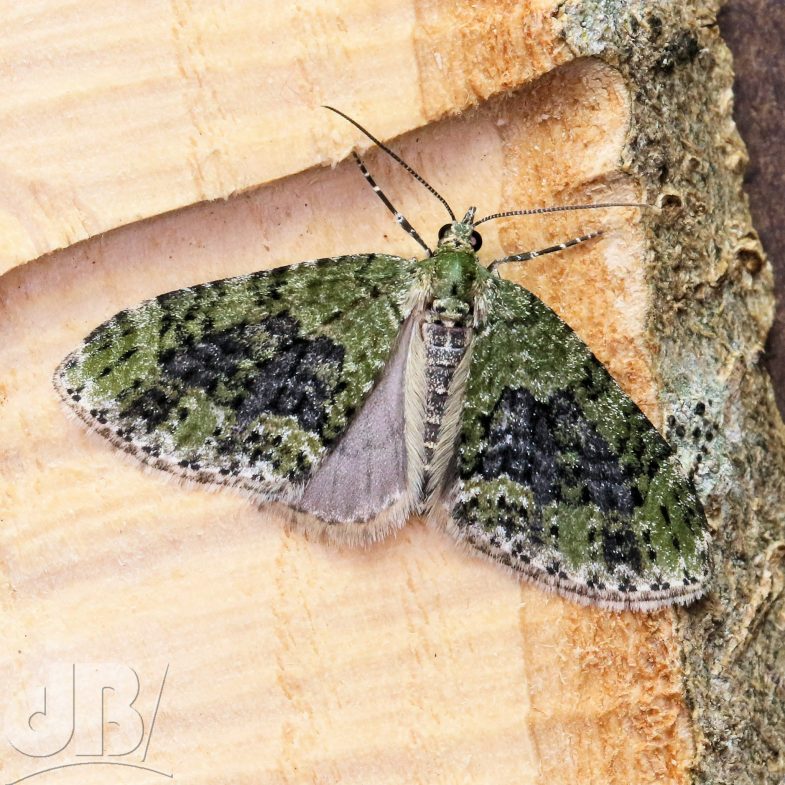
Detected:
left=55, top=107, right=710, bottom=611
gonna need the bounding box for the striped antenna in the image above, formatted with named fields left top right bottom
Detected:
left=489, top=231, right=603, bottom=271
left=324, top=106, right=456, bottom=221
left=351, top=152, right=432, bottom=255
left=475, top=202, right=652, bottom=226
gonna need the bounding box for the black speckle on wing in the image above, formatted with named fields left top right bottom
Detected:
left=601, top=524, right=643, bottom=574
left=131, top=313, right=345, bottom=437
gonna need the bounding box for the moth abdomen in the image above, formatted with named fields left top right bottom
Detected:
left=421, top=321, right=469, bottom=469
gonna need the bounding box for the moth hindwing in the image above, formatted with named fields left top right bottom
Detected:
left=56, top=120, right=710, bottom=612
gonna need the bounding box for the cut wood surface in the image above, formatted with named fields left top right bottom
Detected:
left=0, top=0, right=566, bottom=274
left=3, top=1, right=782, bottom=784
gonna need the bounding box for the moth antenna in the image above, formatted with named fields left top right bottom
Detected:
left=352, top=153, right=433, bottom=256
left=474, top=202, right=653, bottom=226
left=323, top=105, right=456, bottom=221
left=489, top=231, right=603, bottom=271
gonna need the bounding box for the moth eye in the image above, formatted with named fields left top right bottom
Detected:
left=438, top=224, right=452, bottom=241
left=470, top=231, right=483, bottom=251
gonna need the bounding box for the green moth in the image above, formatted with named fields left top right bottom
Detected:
left=54, top=108, right=710, bottom=612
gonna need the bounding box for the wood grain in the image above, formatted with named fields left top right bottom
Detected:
left=0, top=0, right=567, bottom=274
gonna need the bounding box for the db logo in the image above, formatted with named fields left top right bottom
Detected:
left=4, top=663, right=170, bottom=783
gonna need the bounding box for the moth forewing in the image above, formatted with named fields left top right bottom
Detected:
left=441, top=278, right=710, bottom=611
left=54, top=253, right=422, bottom=530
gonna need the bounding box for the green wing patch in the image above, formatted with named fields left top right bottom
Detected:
left=55, top=254, right=419, bottom=500
left=448, top=278, right=710, bottom=611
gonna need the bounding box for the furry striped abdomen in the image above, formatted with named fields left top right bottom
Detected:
left=421, top=321, right=470, bottom=490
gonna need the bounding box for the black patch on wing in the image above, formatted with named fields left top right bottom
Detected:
left=472, top=386, right=637, bottom=515
left=477, top=387, right=561, bottom=506
left=162, top=327, right=248, bottom=392
left=123, top=386, right=175, bottom=432
left=233, top=315, right=345, bottom=433
left=122, top=313, right=345, bottom=437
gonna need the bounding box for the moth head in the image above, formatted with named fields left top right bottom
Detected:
left=437, top=207, right=483, bottom=253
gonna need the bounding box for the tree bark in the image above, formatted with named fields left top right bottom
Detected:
left=1, top=2, right=782, bottom=784
left=720, top=0, right=785, bottom=422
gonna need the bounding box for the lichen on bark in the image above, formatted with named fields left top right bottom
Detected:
left=559, top=0, right=785, bottom=782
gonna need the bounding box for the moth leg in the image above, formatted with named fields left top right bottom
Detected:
left=488, top=231, right=603, bottom=272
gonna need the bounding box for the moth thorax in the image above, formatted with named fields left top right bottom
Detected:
left=421, top=321, right=469, bottom=471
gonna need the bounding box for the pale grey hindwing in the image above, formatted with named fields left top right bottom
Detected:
left=297, top=317, right=416, bottom=529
